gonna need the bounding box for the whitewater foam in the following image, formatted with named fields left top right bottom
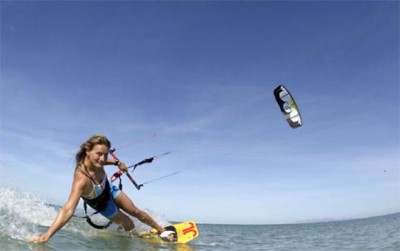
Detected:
left=0, top=186, right=172, bottom=242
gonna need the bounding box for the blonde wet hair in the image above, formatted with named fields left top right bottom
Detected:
left=75, top=134, right=111, bottom=166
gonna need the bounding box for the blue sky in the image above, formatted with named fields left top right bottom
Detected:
left=1, top=1, right=399, bottom=224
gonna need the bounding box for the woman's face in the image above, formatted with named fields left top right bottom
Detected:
left=86, top=144, right=109, bottom=168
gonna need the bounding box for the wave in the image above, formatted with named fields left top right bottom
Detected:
left=0, top=186, right=170, bottom=242
left=0, top=186, right=58, bottom=241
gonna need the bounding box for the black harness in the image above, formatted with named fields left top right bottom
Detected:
left=81, top=179, right=113, bottom=229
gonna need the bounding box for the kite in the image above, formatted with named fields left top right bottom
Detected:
left=273, top=85, right=302, bottom=129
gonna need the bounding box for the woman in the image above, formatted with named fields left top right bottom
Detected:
left=30, top=134, right=170, bottom=243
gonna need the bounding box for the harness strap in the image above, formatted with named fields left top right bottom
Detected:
left=83, top=202, right=112, bottom=229
left=110, top=171, right=123, bottom=190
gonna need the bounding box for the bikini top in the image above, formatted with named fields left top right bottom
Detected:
left=82, top=176, right=107, bottom=200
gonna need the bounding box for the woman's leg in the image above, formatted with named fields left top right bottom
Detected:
left=110, top=211, right=135, bottom=231
left=114, top=191, right=163, bottom=232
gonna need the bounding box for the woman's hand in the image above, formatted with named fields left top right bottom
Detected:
left=117, top=161, right=128, bottom=173
left=28, top=233, right=50, bottom=243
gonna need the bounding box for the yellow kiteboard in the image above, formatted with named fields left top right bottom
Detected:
left=136, top=221, right=199, bottom=244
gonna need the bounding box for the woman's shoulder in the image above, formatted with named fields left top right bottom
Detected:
left=73, top=167, right=91, bottom=186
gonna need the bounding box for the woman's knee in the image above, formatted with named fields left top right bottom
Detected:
left=122, top=219, right=135, bottom=231
left=111, top=212, right=135, bottom=231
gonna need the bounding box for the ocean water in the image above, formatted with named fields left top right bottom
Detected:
left=1, top=186, right=399, bottom=251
